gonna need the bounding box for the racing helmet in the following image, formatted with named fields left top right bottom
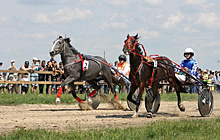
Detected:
left=184, top=48, right=194, bottom=57
left=118, top=54, right=127, bottom=61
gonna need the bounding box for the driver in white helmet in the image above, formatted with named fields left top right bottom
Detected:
left=180, top=48, right=198, bottom=93
left=180, top=48, right=198, bottom=76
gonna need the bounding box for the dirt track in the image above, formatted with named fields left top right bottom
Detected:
left=1, top=96, right=220, bottom=135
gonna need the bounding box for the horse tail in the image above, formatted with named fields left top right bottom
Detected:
left=175, top=76, right=188, bottom=93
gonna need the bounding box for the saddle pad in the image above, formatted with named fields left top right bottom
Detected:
left=144, top=57, right=154, bottom=63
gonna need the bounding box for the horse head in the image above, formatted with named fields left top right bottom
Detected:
left=123, top=33, right=139, bottom=55
left=50, top=37, right=66, bottom=56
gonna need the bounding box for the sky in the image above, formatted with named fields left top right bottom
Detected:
left=0, top=0, right=220, bottom=70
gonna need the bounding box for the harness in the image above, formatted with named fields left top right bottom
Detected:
left=123, top=37, right=183, bottom=87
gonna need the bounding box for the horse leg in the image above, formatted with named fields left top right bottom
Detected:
left=132, top=84, right=144, bottom=118
left=55, top=76, right=77, bottom=103
left=68, top=82, right=84, bottom=103
left=168, top=77, right=185, bottom=111
left=127, top=83, right=138, bottom=105
left=147, top=82, right=159, bottom=118
left=87, top=80, right=101, bottom=97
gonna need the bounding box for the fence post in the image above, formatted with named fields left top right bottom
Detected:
left=17, top=73, right=21, bottom=94
left=48, top=75, right=51, bottom=94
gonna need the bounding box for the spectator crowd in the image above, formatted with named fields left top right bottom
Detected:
left=0, top=56, right=220, bottom=95
left=0, top=57, right=65, bottom=95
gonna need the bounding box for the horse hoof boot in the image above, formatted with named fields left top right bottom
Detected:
left=146, top=112, right=153, bottom=118
left=56, top=98, right=61, bottom=104
left=132, top=113, right=138, bottom=118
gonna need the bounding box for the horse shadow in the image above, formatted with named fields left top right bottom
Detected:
left=29, top=108, right=80, bottom=112
left=96, top=114, right=134, bottom=119
left=96, top=111, right=182, bottom=119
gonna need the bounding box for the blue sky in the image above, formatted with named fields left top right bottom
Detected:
left=0, top=0, right=220, bottom=70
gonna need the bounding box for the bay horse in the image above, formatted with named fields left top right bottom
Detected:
left=50, top=37, right=124, bottom=109
left=123, top=34, right=186, bottom=118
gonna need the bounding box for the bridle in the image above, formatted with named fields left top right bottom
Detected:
left=123, top=36, right=147, bottom=57
left=123, top=36, right=182, bottom=86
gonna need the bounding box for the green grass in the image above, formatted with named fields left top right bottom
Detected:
left=1, top=118, right=220, bottom=139
left=161, top=93, right=198, bottom=101
left=0, top=93, right=83, bottom=105
left=0, top=92, right=198, bottom=105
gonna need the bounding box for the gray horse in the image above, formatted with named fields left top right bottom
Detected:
left=50, top=37, right=125, bottom=109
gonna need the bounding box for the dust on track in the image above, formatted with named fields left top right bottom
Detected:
left=1, top=94, right=220, bottom=135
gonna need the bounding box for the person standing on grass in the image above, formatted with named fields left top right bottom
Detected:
left=8, top=60, right=18, bottom=93
left=51, top=61, right=58, bottom=95
left=46, top=61, right=53, bottom=94
left=0, top=72, right=7, bottom=93
left=38, top=60, right=47, bottom=94
left=20, top=61, right=32, bottom=94
left=30, top=57, right=40, bottom=93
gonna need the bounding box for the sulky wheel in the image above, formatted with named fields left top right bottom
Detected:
left=127, top=89, right=142, bottom=111
left=86, top=90, right=100, bottom=109
left=198, top=88, right=213, bottom=117
left=145, top=88, right=160, bottom=114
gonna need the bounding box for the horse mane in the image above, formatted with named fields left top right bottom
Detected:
left=131, top=35, right=142, bottom=55
left=64, top=38, right=80, bottom=54
left=136, top=44, right=143, bottom=55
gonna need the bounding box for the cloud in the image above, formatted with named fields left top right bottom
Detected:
left=33, top=7, right=93, bottom=24
left=183, top=0, right=215, bottom=12
left=101, top=21, right=127, bottom=30
left=130, top=29, right=159, bottom=39
left=0, top=17, right=10, bottom=23
left=17, top=0, right=72, bottom=6
left=144, top=0, right=163, bottom=5
left=23, top=33, right=45, bottom=39
left=107, top=0, right=128, bottom=6
left=185, top=0, right=206, bottom=5
left=162, top=12, right=184, bottom=29
left=195, top=12, right=219, bottom=26
left=183, top=26, right=199, bottom=32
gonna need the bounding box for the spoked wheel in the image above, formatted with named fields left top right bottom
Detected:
left=85, top=90, right=100, bottom=109
left=198, top=88, right=213, bottom=117
left=127, top=89, right=142, bottom=111
left=145, top=88, right=160, bottom=114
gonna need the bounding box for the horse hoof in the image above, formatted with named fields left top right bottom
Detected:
left=179, top=103, right=185, bottom=112
left=132, top=113, right=138, bottom=118
left=87, top=98, right=93, bottom=105
left=78, top=102, right=93, bottom=110
left=146, top=112, right=153, bottom=118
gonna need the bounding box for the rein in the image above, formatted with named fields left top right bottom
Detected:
left=124, top=37, right=183, bottom=86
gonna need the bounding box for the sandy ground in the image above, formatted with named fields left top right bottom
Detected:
left=1, top=95, right=220, bottom=135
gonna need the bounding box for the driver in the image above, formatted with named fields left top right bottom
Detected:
left=117, top=54, right=130, bottom=78
left=177, top=48, right=198, bottom=93
left=117, top=54, right=130, bottom=93
left=180, top=48, right=198, bottom=76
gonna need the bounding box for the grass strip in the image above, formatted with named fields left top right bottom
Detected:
left=1, top=118, right=220, bottom=140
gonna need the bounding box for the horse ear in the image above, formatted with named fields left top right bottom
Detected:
left=65, top=38, right=71, bottom=43
left=134, top=33, right=138, bottom=39
left=127, top=34, right=130, bottom=39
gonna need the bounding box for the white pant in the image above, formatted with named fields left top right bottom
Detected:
left=175, top=74, right=186, bottom=82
